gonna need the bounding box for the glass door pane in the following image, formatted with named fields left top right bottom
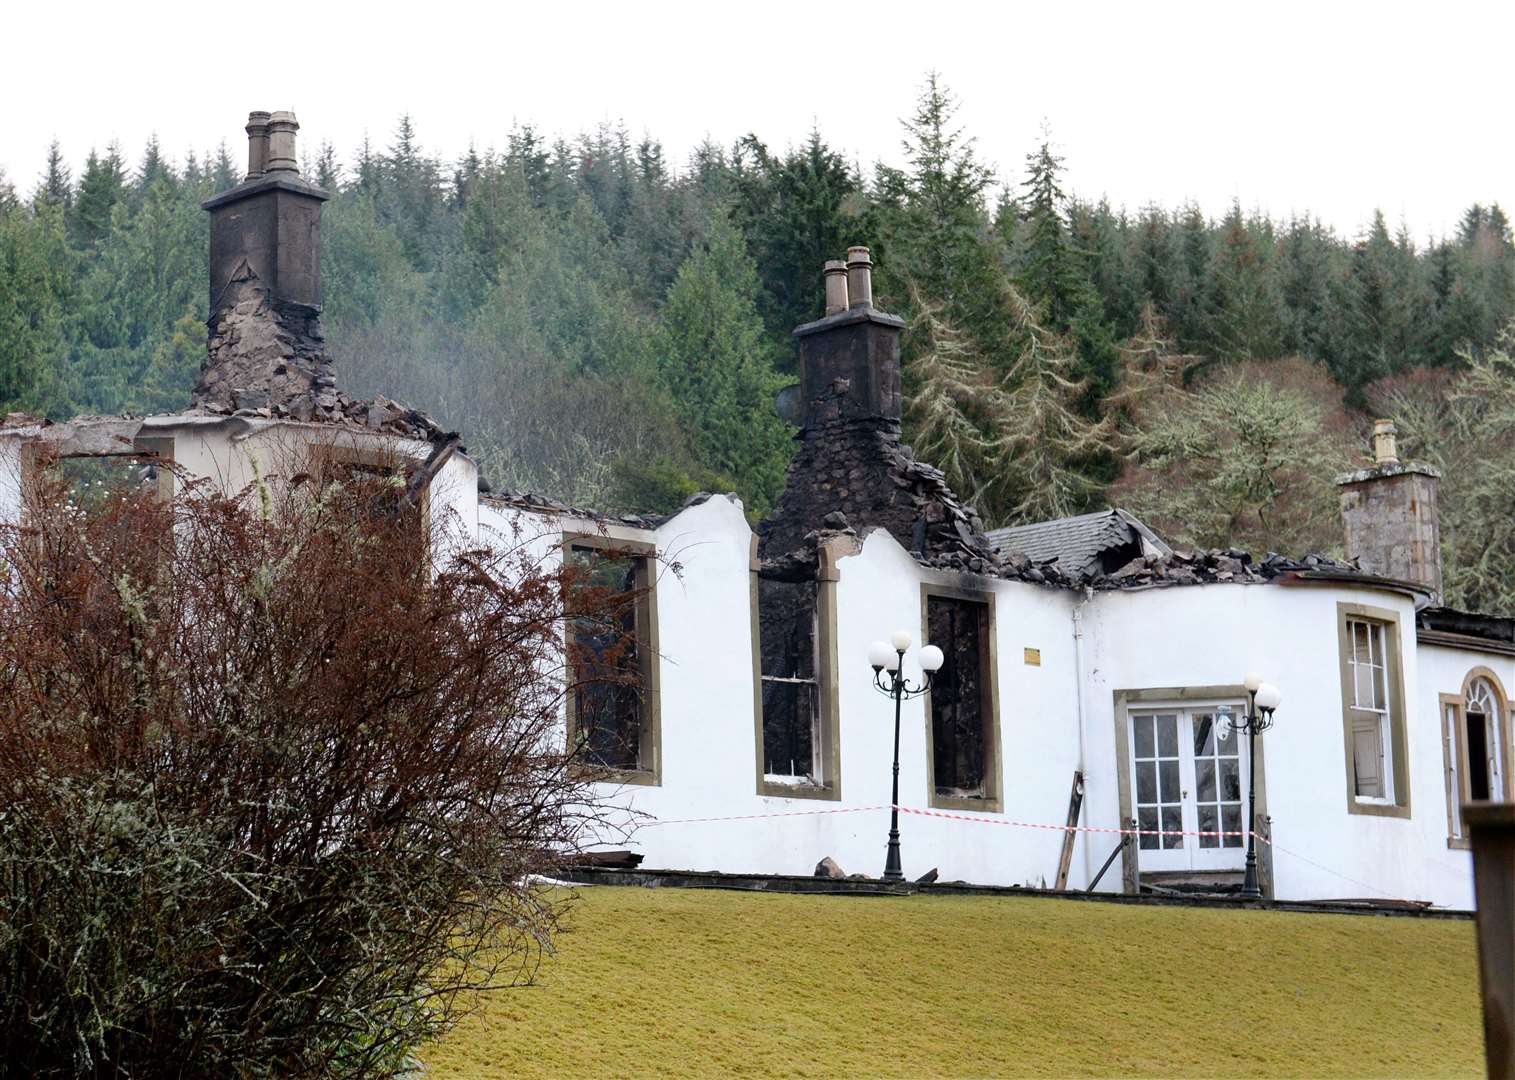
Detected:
left=1131, top=712, right=1188, bottom=870
left=1191, top=712, right=1244, bottom=848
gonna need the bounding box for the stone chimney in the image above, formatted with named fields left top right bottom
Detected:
left=1336, top=419, right=1443, bottom=601
left=196, top=110, right=335, bottom=415
left=756, top=249, right=996, bottom=571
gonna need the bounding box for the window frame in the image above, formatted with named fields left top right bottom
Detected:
left=1443, top=667, right=1513, bottom=849
left=20, top=434, right=177, bottom=510
left=1112, top=685, right=1272, bottom=896
left=563, top=531, right=661, bottom=787
left=307, top=441, right=431, bottom=542
left=750, top=535, right=842, bottom=801
left=1335, top=602, right=1411, bottom=818
left=920, top=582, right=1002, bottom=813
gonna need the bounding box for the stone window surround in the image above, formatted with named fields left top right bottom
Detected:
left=1112, top=685, right=1273, bottom=898
left=1336, top=601, right=1412, bottom=818
left=1441, top=667, right=1514, bottom=850
left=919, top=581, right=1003, bottom=814
left=749, top=535, right=844, bottom=801
left=562, top=530, right=662, bottom=788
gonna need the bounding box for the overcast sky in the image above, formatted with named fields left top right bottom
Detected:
left=4, top=0, right=1508, bottom=239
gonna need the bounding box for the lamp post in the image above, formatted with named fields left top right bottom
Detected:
left=868, top=631, right=943, bottom=881
left=1222, top=672, right=1281, bottom=900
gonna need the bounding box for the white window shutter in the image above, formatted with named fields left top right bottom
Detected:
left=1353, top=714, right=1384, bottom=798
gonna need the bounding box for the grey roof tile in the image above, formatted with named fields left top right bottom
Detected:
left=985, top=509, right=1167, bottom=580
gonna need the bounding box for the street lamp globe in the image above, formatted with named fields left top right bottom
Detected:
left=919, top=645, right=944, bottom=672
left=890, top=629, right=913, bottom=653
left=1256, top=682, right=1283, bottom=711
left=1243, top=671, right=1265, bottom=693
left=868, top=641, right=895, bottom=672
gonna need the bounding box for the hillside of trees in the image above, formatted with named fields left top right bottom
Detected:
left=3, top=77, right=1514, bottom=609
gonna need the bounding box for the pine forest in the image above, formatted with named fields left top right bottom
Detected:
left=4, top=76, right=1514, bottom=611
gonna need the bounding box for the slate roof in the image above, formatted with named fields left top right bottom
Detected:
left=986, top=509, right=1169, bottom=581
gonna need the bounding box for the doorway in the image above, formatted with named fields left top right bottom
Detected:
left=1128, top=706, right=1249, bottom=873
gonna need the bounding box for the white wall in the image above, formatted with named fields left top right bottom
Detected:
left=5, top=413, right=1492, bottom=907
left=553, top=504, right=1487, bottom=907
left=1084, top=583, right=1487, bottom=907
left=1417, top=642, right=1515, bottom=908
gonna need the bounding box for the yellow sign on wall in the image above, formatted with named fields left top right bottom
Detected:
left=1024, top=647, right=1041, bottom=666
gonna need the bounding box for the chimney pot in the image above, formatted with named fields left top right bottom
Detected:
left=1372, top=418, right=1399, bottom=465
left=846, top=246, right=873, bottom=309
left=823, top=260, right=849, bottom=315
left=245, top=111, right=271, bottom=180
left=266, top=111, right=300, bottom=174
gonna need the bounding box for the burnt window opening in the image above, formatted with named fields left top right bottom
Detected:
left=312, top=450, right=426, bottom=543
left=927, top=594, right=993, bottom=800
left=568, top=541, right=654, bottom=776
left=759, top=577, right=821, bottom=783
left=53, top=454, right=168, bottom=512
left=19, top=439, right=177, bottom=612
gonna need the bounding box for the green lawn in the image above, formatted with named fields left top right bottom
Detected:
left=423, top=885, right=1483, bottom=1079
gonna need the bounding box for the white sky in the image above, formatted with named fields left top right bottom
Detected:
left=4, top=0, right=1509, bottom=240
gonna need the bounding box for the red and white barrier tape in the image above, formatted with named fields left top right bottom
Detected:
left=642, top=803, right=1267, bottom=844
left=639, top=804, right=888, bottom=826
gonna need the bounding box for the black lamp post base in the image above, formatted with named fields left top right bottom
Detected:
left=883, top=831, right=903, bottom=881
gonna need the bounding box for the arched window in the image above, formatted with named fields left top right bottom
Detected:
left=1444, top=670, right=1511, bottom=844
left=1463, top=677, right=1504, bottom=803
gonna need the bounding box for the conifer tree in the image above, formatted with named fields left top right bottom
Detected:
left=873, top=74, right=1005, bottom=363
left=901, top=285, right=997, bottom=508
left=655, top=212, right=792, bottom=513
left=210, top=140, right=237, bottom=192
left=72, top=144, right=126, bottom=251
left=1201, top=201, right=1286, bottom=363
left=35, top=139, right=72, bottom=212
left=0, top=199, right=71, bottom=412
left=731, top=128, right=859, bottom=361
left=981, top=283, right=1117, bottom=523
left=135, top=134, right=173, bottom=197
left=1278, top=214, right=1335, bottom=360
left=1014, top=134, right=1119, bottom=396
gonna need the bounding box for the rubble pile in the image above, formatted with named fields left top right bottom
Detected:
left=1090, top=548, right=1361, bottom=590
left=192, top=265, right=451, bottom=445
left=483, top=489, right=678, bottom=532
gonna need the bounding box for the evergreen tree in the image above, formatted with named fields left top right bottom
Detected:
left=874, top=74, right=1006, bottom=370
left=1170, top=203, right=1213, bottom=355
left=901, top=285, right=997, bottom=508
left=380, top=115, right=446, bottom=271
left=35, top=139, right=72, bottom=212
left=1278, top=215, right=1335, bottom=359
left=1071, top=198, right=1140, bottom=338
left=72, top=144, right=126, bottom=251
left=1131, top=205, right=1177, bottom=309
left=1327, top=211, right=1425, bottom=398
left=654, top=212, right=792, bottom=513
left=1014, top=135, right=1119, bottom=396
left=314, top=140, right=342, bottom=191
left=0, top=199, right=72, bottom=411
left=135, top=133, right=173, bottom=197
left=1201, top=201, right=1287, bottom=363
left=210, top=140, right=237, bottom=192
left=983, top=283, right=1117, bottom=522
left=730, top=128, right=859, bottom=363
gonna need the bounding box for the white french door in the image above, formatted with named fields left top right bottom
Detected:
left=1129, top=706, right=1249, bottom=872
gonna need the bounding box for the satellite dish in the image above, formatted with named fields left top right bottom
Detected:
left=775, top=384, right=802, bottom=425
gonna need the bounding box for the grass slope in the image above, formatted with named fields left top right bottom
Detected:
left=424, top=886, right=1482, bottom=1079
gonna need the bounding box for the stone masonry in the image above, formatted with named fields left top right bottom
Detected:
left=1335, top=419, right=1443, bottom=602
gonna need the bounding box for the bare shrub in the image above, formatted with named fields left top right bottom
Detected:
left=0, top=451, right=613, bottom=1077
